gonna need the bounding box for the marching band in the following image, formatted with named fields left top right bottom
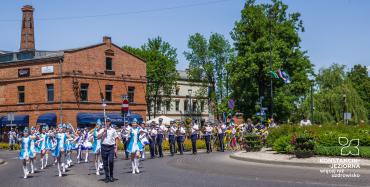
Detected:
left=18, top=117, right=244, bottom=182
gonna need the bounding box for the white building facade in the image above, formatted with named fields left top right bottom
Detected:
left=147, top=70, right=210, bottom=125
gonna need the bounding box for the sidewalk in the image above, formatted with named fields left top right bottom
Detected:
left=230, top=148, right=370, bottom=169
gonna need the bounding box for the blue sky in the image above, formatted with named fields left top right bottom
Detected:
left=0, top=0, right=369, bottom=72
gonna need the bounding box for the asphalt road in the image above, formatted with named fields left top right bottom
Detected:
left=0, top=150, right=369, bottom=187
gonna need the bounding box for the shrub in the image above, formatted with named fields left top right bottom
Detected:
left=272, top=135, right=293, bottom=153
left=243, top=134, right=262, bottom=152
left=0, top=142, right=21, bottom=150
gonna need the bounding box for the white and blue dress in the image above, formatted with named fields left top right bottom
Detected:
left=52, top=133, right=67, bottom=157
left=91, top=129, right=101, bottom=154
left=126, top=127, right=144, bottom=154
left=19, top=136, right=35, bottom=160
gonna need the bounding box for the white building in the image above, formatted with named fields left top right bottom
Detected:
left=147, top=70, right=210, bottom=125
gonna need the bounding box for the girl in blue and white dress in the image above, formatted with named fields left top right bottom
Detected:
left=127, top=119, right=144, bottom=174
left=89, top=119, right=102, bottom=175
left=52, top=124, right=68, bottom=177
left=73, top=128, right=84, bottom=164
left=64, top=125, right=74, bottom=168
left=19, top=128, right=36, bottom=179
left=43, top=126, right=52, bottom=167
left=38, top=126, right=48, bottom=169
left=30, top=126, right=40, bottom=173
left=139, top=122, right=149, bottom=160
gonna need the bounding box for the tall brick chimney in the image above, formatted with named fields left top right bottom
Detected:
left=20, top=5, right=35, bottom=51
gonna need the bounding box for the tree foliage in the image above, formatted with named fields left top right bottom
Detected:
left=229, top=0, right=313, bottom=122
left=184, top=33, right=233, bottom=117
left=348, top=64, right=370, bottom=118
left=123, top=37, right=178, bottom=119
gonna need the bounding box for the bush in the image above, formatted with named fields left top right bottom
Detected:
left=272, top=135, right=293, bottom=154
left=0, top=142, right=21, bottom=150
left=314, top=145, right=370, bottom=158
left=244, top=134, right=262, bottom=152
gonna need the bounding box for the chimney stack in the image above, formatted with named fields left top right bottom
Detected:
left=20, top=5, right=35, bottom=51
left=103, top=36, right=112, bottom=48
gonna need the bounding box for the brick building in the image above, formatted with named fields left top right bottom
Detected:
left=0, top=5, right=147, bottom=128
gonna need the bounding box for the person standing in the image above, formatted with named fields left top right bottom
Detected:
left=176, top=122, right=186, bottom=155
left=120, top=121, right=131, bottom=160
left=190, top=122, right=199, bottom=154
left=300, top=116, right=312, bottom=126
left=148, top=123, right=157, bottom=159
left=8, top=128, right=16, bottom=150
left=97, top=119, right=119, bottom=183
left=19, top=128, right=35, bottom=179
left=204, top=122, right=213, bottom=153
left=217, top=122, right=226, bottom=152
left=168, top=120, right=177, bottom=156
left=156, top=118, right=167, bottom=158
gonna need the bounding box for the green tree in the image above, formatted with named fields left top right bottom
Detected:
left=348, top=64, right=370, bottom=119
left=184, top=33, right=233, bottom=118
left=123, top=37, right=178, bottom=119
left=302, top=64, right=368, bottom=124
left=229, top=0, right=313, bottom=122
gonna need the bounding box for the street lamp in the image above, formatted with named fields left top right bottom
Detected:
left=188, top=89, right=192, bottom=121
left=343, top=94, right=348, bottom=125
left=308, top=76, right=315, bottom=124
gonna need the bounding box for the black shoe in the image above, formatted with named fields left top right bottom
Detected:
left=109, top=177, right=114, bottom=182
left=104, top=178, right=110, bottom=183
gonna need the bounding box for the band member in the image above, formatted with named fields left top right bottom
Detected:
left=168, top=120, right=177, bottom=156
left=149, top=122, right=157, bottom=159
left=82, top=128, right=91, bottom=163
left=90, top=119, right=103, bottom=175
left=156, top=118, right=167, bottom=158
left=52, top=124, right=68, bottom=177
left=204, top=122, right=213, bottom=153
left=30, top=126, right=40, bottom=172
left=190, top=121, right=199, bottom=154
left=43, top=125, right=52, bottom=167
left=38, top=126, right=48, bottom=169
left=127, top=119, right=144, bottom=174
left=176, top=122, right=186, bottom=155
left=139, top=122, right=149, bottom=160
left=19, top=128, right=36, bottom=179
left=120, top=121, right=131, bottom=160
left=217, top=122, right=227, bottom=152
left=97, top=118, right=119, bottom=183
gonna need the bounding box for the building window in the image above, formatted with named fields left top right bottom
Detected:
left=157, top=100, right=161, bottom=111
left=105, top=85, right=113, bottom=102
left=192, top=101, right=197, bottom=112
left=184, top=100, right=188, bottom=112
left=166, top=101, right=171, bottom=111
left=80, top=84, right=89, bottom=102
left=46, top=84, right=54, bottom=102
left=106, top=57, right=112, bottom=71
left=175, top=87, right=180, bottom=95
left=18, top=86, right=25, bottom=103
left=200, top=101, right=205, bottom=112
left=128, top=87, right=135, bottom=103
left=175, top=100, right=179, bottom=111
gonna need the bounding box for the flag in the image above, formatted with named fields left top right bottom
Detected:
left=278, top=69, right=291, bottom=83
left=270, top=71, right=279, bottom=79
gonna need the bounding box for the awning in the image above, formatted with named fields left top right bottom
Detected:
left=1, top=115, right=29, bottom=127
left=77, top=113, right=143, bottom=126
left=36, top=113, right=57, bottom=126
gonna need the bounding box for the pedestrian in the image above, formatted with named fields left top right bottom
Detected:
left=8, top=128, right=16, bottom=150
left=97, top=118, right=119, bottom=183
left=168, top=120, right=177, bottom=156
left=121, top=121, right=131, bottom=160
left=156, top=118, right=167, bottom=158
left=300, top=116, right=312, bottom=126
left=19, top=127, right=36, bottom=179
left=126, top=119, right=144, bottom=174
left=190, top=121, right=199, bottom=154
left=217, top=122, right=226, bottom=152
left=204, top=122, right=213, bottom=153
left=149, top=123, right=157, bottom=159
left=176, top=122, right=186, bottom=155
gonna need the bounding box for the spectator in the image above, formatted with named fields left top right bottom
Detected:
left=268, top=118, right=277, bottom=128
left=8, top=128, right=17, bottom=150
left=300, top=116, right=312, bottom=126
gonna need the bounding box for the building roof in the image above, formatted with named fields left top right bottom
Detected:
left=177, top=70, right=189, bottom=80
left=0, top=50, right=64, bottom=64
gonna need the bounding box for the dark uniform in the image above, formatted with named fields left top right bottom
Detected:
left=217, top=123, right=226, bottom=152
left=204, top=123, right=213, bottom=153
left=149, top=124, right=157, bottom=159
left=156, top=118, right=165, bottom=158
left=168, top=121, right=177, bottom=156
left=190, top=123, right=199, bottom=154
left=176, top=123, right=186, bottom=155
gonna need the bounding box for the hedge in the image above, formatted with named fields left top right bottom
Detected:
left=268, top=124, right=370, bottom=158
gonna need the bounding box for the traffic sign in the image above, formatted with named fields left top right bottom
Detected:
left=122, top=99, right=129, bottom=114
left=228, top=99, right=235, bottom=109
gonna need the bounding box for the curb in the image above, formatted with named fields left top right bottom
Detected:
left=229, top=152, right=370, bottom=169
left=0, top=159, right=5, bottom=165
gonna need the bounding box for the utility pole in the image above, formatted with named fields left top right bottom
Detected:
left=268, top=8, right=273, bottom=119
left=310, top=80, right=314, bottom=124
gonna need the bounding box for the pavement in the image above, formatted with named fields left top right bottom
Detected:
left=230, top=148, right=370, bottom=169
left=0, top=149, right=369, bottom=187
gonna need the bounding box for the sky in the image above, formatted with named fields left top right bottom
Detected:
left=0, top=0, right=369, bottom=73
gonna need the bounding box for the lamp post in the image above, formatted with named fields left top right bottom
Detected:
left=308, top=77, right=315, bottom=124
left=343, top=94, right=348, bottom=125
left=188, top=89, right=193, bottom=122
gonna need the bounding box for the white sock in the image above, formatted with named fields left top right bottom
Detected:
left=142, top=152, right=145, bottom=159
left=134, top=158, right=139, bottom=172
left=23, top=166, right=28, bottom=176
left=57, top=163, right=62, bottom=176
left=30, top=161, right=34, bottom=173
left=131, top=161, right=135, bottom=173
left=85, top=152, right=88, bottom=162
left=41, top=159, right=44, bottom=169
left=45, top=154, right=48, bottom=166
